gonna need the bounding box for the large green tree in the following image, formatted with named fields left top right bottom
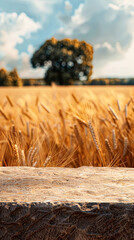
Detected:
left=31, top=37, right=93, bottom=85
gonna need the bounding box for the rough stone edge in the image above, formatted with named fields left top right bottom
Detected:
left=0, top=202, right=134, bottom=240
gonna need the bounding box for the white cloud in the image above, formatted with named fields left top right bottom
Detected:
left=17, top=0, right=62, bottom=21
left=93, top=39, right=134, bottom=78
left=29, top=0, right=61, bottom=15
left=65, top=1, right=72, bottom=12
left=71, top=4, right=85, bottom=26
left=114, top=0, right=134, bottom=8
left=0, top=12, right=41, bottom=76
left=19, top=51, right=45, bottom=78
left=95, top=42, right=114, bottom=52
left=27, top=44, right=35, bottom=54
left=56, top=0, right=134, bottom=77
left=109, top=3, right=120, bottom=11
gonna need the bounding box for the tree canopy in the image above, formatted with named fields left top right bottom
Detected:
left=0, top=68, right=22, bottom=86
left=0, top=68, right=9, bottom=86
left=31, top=37, right=93, bottom=85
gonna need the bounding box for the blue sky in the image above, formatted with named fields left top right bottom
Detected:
left=0, top=0, right=134, bottom=78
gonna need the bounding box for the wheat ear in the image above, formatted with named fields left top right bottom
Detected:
left=26, top=121, right=30, bottom=137
left=72, top=93, right=79, bottom=104
left=125, top=104, right=127, bottom=118
left=0, top=108, right=8, bottom=120
left=27, top=147, right=33, bottom=165
left=123, top=137, right=128, bottom=157
left=44, top=155, right=51, bottom=167
left=74, top=124, right=83, bottom=147
left=105, top=138, right=114, bottom=157
left=19, top=130, right=23, bottom=148
left=30, top=147, right=38, bottom=165
left=6, top=96, right=14, bottom=107
left=20, top=150, right=26, bottom=166
left=117, top=100, right=121, bottom=111
left=40, top=103, right=50, bottom=113
left=109, top=106, right=119, bottom=120
left=14, top=144, right=20, bottom=165
left=112, top=129, right=117, bottom=150
left=35, top=96, right=39, bottom=106
left=22, top=110, right=32, bottom=120
left=88, top=120, right=99, bottom=150
left=19, top=115, right=25, bottom=126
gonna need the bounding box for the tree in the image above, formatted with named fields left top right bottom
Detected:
left=0, top=68, right=23, bottom=86
left=31, top=37, right=93, bottom=85
left=8, top=68, right=22, bottom=86
left=0, top=68, right=10, bottom=86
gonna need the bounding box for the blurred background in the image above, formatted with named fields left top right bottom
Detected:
left=0, top=0, right=134, bottom=85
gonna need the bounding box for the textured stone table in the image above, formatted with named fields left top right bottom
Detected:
left=0, top=166, right=134, bottom=239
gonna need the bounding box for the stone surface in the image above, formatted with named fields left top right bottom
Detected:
left=0, top=166, right=134, bottom=203
left=0, top=166, right=134, bottom=239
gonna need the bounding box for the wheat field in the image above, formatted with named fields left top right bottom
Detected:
left=0, top=86, right=133, bottom=168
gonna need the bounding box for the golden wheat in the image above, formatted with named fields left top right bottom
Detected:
left=0, top=86, right=133, bottom=168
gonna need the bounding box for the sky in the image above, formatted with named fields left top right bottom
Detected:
left=0, top=0, right=134, bottom=79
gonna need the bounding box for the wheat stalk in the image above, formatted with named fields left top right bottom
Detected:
left=117, top=100, right=121, bottom=111
left=32, top=161, right=37, bottom=167
left=85, top=126, right=88, bottom=136
left=44, top=155, right=51, bottom=167
left=20, top=149, right=26, bottom=166
left=13, top=144, right=20, bottom=165
left=19, top=115, right=25, bottom=126
left=109, top=106, right=119, bottom=120
left=105, top=138, right=114, bottom=157
left=27, top=147, right=33, bottom=165
left=2, top=100, right=8, bottom=109
left=72, top=93, right=79, bottom=104
left=6, top=96, right=14, bottom=107
left=31, top=128, right=35, bottom=140
left=123, top=137, right=128, bottom=157
left=18, top=130, right=23, bottom=148
left=35, top=96, right=39, bottom=106
left=30, top=147, right=38, bottom=165
left=74, top=124, right=83, bottom=147
left=22, top=110, right=32, bottom=120
left=125, top=104, right=127, bottom=118
left=112, top=129, right=117, bottom=150
left=73, top=114, right=87, bottom=127
left=26, top=121, right=30, bottom=137
left=88, top=120, right=99, bottom=150
left=0, top=108, right=8, bottom=120
left=40, top=103, right=50, bottom=113
left=25, top=101, right=29, bottom=112
left=39, top=123, right=45, bottom=133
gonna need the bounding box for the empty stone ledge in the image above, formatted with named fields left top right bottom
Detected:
left=0, top=166, right=134, bottom=240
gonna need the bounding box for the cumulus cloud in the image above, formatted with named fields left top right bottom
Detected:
left=93, top=40, right=134, bottom=78
left=26, top=0, right=62, bottom=20
left=0, top=12, right=41, bottom=77
left=19, top=50, right=45, bottom=78
left=56, top=0, right=134, bottom=77
left=0, top=0, right=62, bottom=21
left=65, top=1, right=72, bottom=12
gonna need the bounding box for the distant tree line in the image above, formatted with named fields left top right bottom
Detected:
left=0, top=68, right=22, bottom=86
left=0, top=68, right=134, bottom=86
left=86, top=78, right=134, bottom=85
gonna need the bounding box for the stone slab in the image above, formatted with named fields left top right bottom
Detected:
left=0, top=166, right=134, bottom=203
left=0, top=167, right=134, bottom=239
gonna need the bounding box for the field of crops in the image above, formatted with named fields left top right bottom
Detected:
left=0, top=86, right=134, bottom=168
